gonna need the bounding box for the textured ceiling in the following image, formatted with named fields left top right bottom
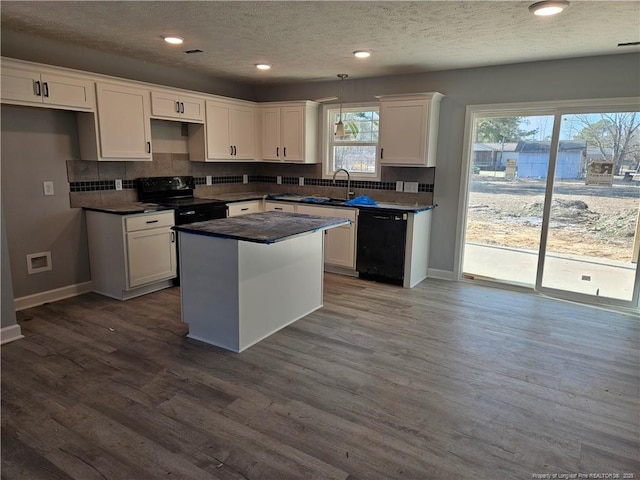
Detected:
left=1, top=1, right=639, bottom=85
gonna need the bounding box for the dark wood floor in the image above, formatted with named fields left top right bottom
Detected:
left=2, top=274, right=639, bottom=479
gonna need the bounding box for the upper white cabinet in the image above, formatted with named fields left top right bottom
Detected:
left=150, top=90, right=205, bottom=122
left=187, top=98, right=258, bottom=162
left=77, top=82, right=152, bottom=161
left=259, top=101, right=319, bottom=163
left=206, top=99, right=257, bottom=160
left=378, top=93, right=444, bottom=167
left=1, top=62, right=94, bottom=111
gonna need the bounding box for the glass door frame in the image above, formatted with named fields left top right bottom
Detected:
left=456, top=97, right=640, bottom=309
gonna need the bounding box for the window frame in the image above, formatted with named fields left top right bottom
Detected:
left=322, top=102, right=380, bottom=180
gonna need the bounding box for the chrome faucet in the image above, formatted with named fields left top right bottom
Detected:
left=332, top=168, right=354, bottom=200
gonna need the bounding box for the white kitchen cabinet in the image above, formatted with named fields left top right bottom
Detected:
left=187, top=98, right=258, bottom=161
left=259, top=101, right=319, bottom=163
left=378, top=93, right=444, bottom=167
left=1, top=62, right=94, bottom=111
left=86, top=210, right=176, bottom=300
left=227, top=200, right=264, bottom=217
left=295, top=204, right=357, bottom=269
left=150, top=90, right=205, bottom=122
left=264, top=201, right=296, bottom=213
left=206, top=99, right=257, bottom=160
left=77, top=82, right=153, bottom=161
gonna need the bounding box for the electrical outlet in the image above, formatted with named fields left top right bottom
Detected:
left=243, top=174, right=248, bottom=184
left=299, top=177, right=305, bottom=186
left=396, top=181, right=404, bottom=192
left=404, top=182, right=419, bottom=193
left=115, top=179, right=123, bottom=191
left=276, top=176, right=282, bottom=185
left=206, top=175, right=212, bottom=186
left=43, top=181, right=54, bottom=196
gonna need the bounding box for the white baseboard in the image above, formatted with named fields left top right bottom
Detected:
left=1, top=324, right=24, bottom=345
left=14, top=281, right=93, bottom=311
left=427, top=268, right=456, bottom=281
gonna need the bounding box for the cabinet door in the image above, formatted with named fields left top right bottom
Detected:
left=261, top=108, right=281, bottom=161
left=379, top=100, right=428, bottom=166
left=295, top=205, right=357, bottom=268
left=1, top=67, right=42, bottom=103
left=126, top=228, right=176, bottom=288
left=206, top=101, right=233, bottom=159
left=96, top=83, right=152, bottom=160
left=231, top=105, right=256, bottom=159
left=280, top=105, right=304, bottom=161
left=325, top=223, right=356, bottom=268
left=41, top=73, right=94, bottom=109
left=151, top=91, right=181, bottom=119
left=1, top=68, right=93, bottom=110
left=180, top=94, right=205, bottom=122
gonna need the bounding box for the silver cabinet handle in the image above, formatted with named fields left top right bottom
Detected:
left=34, top=80, right=42, bottom=96
left=170, top=231, right=175, bottom=243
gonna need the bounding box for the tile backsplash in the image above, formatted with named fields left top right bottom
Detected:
left=67, top=155, right=436, bottom=207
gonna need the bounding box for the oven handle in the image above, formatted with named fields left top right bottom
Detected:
left=178, top=210, right=196, bottom=216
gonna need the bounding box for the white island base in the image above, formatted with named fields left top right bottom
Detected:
left=178, top=230, right=324, bottom=352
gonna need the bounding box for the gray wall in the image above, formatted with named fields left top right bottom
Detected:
left=257, top=53, right=640, bottom=272
left=1, top=106, right=91, bottom=298
left=1, top=206, right=17, bottom=328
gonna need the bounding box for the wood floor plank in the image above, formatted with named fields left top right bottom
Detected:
left=2, top=274, right=638, bottom=479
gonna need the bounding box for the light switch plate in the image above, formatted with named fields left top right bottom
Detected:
left=404, top=182, right=419, bottom=193
left=43, top=181, right=54, bottom=196
left=115, top=179, right=123, bottom=191
left=277, top=176, right=282, bottom=185
left=396, top=181, right=404, bottom=192
left=299, top=177, right=304, bottom=186
left=206, top=175, right=212, bottom=186
left=243, top=174, right=248, bottom=184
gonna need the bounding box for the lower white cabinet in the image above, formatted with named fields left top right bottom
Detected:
left=294, top=204, right=358, bottom=269
left=86, top=210, right=176, bottom=300
left=264, top=201, right=295, bottom=213
left=227, top=200, right=265, bottom=217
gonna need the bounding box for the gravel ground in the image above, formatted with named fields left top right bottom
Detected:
left=466, top=177, right=640, bottom=262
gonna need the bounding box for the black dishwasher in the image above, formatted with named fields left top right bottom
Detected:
left=356, top=209, right=407, bottom=285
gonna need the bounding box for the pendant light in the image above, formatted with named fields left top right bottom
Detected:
left=335, top=74, right=348, bottom=137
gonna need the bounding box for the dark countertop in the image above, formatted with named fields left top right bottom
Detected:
left=264, top=193, right=434, bottom=213
left=83, top=203, right=171, bottom=215
left=173, top=211, right=350, bottom=244
left=199, top=192, right=266, bottom=202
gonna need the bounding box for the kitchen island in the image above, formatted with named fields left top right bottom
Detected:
left=173, top=211, right=350, bottom=352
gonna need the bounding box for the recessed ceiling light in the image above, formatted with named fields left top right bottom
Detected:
left=529, top=0, right=570, bottom=16
left=163, top=36, right=184, bottom=45
left=353, top=51, right=371, bottom=59
left=256, top=64, right=272, bottom=70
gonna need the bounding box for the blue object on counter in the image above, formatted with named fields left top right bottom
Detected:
left=344, top=195, right=377, bottom=206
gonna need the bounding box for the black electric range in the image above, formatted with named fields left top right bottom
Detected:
left=136, top=176, right=227, bottom=225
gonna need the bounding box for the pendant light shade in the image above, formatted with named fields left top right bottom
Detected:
left=335, top=74, right=348, bottom=137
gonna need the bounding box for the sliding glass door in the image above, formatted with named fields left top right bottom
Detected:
left=461, top=101, right=640, bottom=308
left=538, top=112, right=640, bottom=304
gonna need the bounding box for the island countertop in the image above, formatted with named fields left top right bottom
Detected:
left=172, top=211, right=350, bottom=244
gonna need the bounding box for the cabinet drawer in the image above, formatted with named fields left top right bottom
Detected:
left=265, top=202, right=295, bottom=213
left=227, top=201, right=263, bottom=217
left=125, top=212, right=174, bottom=232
